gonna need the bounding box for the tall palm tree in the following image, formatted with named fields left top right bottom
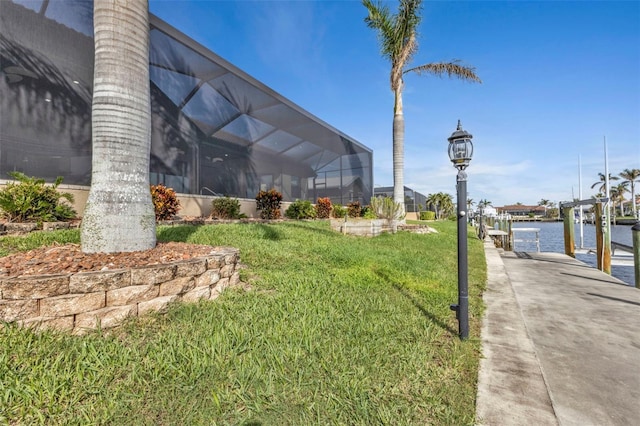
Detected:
left=467, top=198, right=474, bottom=212
left=590, top=172, right=619, bottom=194
left=363, top=0, right=481, bottom=215
left=81, top=0, right=156, bottom=253
left=619, top=168, right=640, bottom=217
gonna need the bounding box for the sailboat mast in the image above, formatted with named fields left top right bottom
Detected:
left=579, top=155, right=584, bottom=248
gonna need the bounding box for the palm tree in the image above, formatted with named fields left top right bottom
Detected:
left=426, top=192, right=440, bottom=219
left=619, top=168, right=640, bottom=217
left=538, top=198, right=552, bottom=217
left=611, top=182, right=629, bottom=217
left=590, top=172, right=619, bottom=194
left=477, top=199, right=492, bottom=209
left=467, top=198, right=474, bottom=212
left=438, top=192, right=454, bottom=219
left=81, top=0, right=156, bottom=253
left=363, top=0, right=481, bottom=215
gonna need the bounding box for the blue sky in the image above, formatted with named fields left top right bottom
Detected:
left=150, top=0, right=640, bottom=207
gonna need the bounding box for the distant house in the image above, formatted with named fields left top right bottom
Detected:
left=497, top=204, right=546, bottom=217
left=477, top=205, right=498, bottom=217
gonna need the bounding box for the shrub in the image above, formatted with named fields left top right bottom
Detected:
left=150, top=184, right=181, bottom=220
left=211, top=196, right=244, bottom=219
left=315, top=197, right=332, bottom=219
left=0, top=172, right=76, bottom=222
left=362, top=206, right=377, bottom=219
left=420, top=211, right=436, bottom=221
left=332, top=204, right=347, bottom=218
left=285, top=200, right=317, bottom=219
left=369, top=196, right=405, bottom=220
left=256, top=188, right=282, bottom=219
left=347, top=201, right=362, bottom=218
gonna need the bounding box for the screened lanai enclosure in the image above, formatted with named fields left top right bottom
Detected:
left=0, top=1, right=373, bottom=205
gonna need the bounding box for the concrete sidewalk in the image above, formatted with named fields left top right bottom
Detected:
left=476, top=240, right=640, bottom=426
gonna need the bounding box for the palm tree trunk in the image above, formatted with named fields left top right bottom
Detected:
left=81, top=0, right=156, bottom=253
left=393, top=87, right=405, bottom=217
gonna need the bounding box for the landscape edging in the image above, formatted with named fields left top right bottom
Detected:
left=0, top=247, right=240, bottom=334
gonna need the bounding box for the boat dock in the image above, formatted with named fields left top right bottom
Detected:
left=477, top=240, right=640, bottom=425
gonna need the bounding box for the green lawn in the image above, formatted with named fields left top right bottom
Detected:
left=0, top=220, right=486, bottom=425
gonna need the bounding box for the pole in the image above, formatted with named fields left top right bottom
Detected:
left=604, top=137, right=613, bottom=228
left=563, top=206, right=575, bottom=258
left=451, top=169, right=469, bottom=340
left=633, top=222, right=640, bottom=289
left=595, top=202, right=612, bottom=274
left=579, top=155, right=584, bottom=248
left=508, top=216, right=513, bottom=251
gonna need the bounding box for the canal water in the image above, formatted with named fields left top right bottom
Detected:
left=510, top=221, right=636, bottom=286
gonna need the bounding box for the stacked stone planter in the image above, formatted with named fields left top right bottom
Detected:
left=329, top=219, right=393, bottom=237
left=0, top=247, right=240, bottom=334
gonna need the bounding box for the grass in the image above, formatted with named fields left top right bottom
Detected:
left=0, top=220, right=486, bottom=425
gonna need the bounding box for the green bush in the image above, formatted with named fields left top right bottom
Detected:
left=369, top=196, right=405, bottom=220
left=256, top=188, right=282, bottom=219
left=315, top=197, right=332, bottom=219
left=285, top=200, right=317, bottom=219
left=0, top=172, right=76, bottom=222
left=211, top=196, right=244, bottom=219
left=420, top=211, right=436, bottom=221
left=362, top=206, right=377, bottom=219
left=150, top=184, right=181, bottom=221
left=347, top=201, right=362, bottom=218
left=332, top=204, right=347, bottom=218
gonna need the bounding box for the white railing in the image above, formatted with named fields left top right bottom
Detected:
left=512, top=228, right=540, bottom=252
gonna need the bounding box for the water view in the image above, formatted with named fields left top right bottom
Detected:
left=510, top=221, right=636, bottom=286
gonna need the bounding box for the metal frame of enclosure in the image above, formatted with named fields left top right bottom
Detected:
left=1, top=1, right=373, bottom=205
left=374, top=186, right=427, bottom=213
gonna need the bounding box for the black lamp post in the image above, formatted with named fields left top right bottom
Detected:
left=448, top=120, right=474, bottom=340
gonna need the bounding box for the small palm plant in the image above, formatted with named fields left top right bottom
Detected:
left=370, top=196, right=406, bottom=221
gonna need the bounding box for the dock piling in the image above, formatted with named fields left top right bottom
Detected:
left=562, top=206, right=575, bottom=258
left=595, top=202, right=612, bottom=274
left=633, top=222, right=640, bottom=289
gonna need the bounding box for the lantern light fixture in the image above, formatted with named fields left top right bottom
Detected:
left=448, top=120, right=474, bottom=170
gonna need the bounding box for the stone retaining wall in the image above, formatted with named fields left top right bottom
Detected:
left=0, top=247, right=240, bottom=334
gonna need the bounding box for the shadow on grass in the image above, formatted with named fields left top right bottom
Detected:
left=374, top=269, right=456, bottom=335
left=256, top=224, right=283, bottom=241
left=391, top=283, right=458, bottom=336
left=156, top=224, right=200, bottom=242
left=283, top=221, right=339, bottom=237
